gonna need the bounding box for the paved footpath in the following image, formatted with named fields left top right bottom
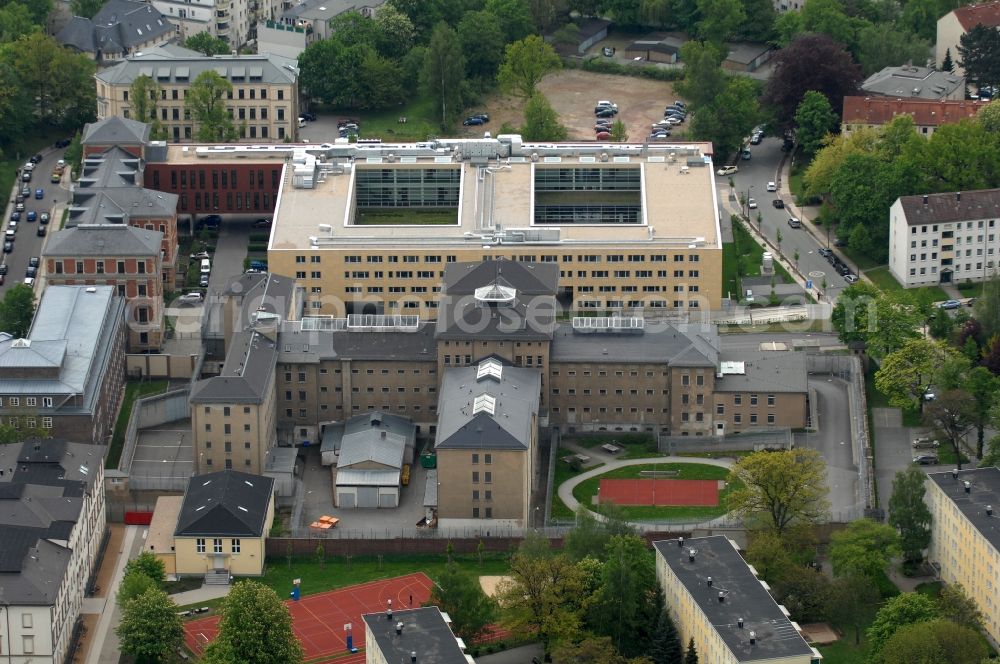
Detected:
left=85, top=525, right=142, bottom=664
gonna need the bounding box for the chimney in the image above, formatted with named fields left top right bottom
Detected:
left=395, top=621, right=403, bottom=635
left=678, top=537, right=684, bottom=548
left=411, top=653, right=417, bottom=663
left=718, top=591, right=725, bottom=603
left=987, top=505, right=993, bottom=517
left=957, top=191, right=962, bottom=201
left=707, top=576, right=713, bottom=587
left=923, top=195, right=928, bottom=205
left=386, top=608, right=393, bottom=620
left=738, top=618, right=744, bottom=629
left=381, top=431, right=387, bottom=439
left=965, top=481, right=972, bottom=494
left=749, top=631, right=757, bottom=646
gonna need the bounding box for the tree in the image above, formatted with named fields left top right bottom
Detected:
left=800, top=0, right=856, bottom=49
left=551, top=635, right=654, bottom=664
left=726, top=448, right=830, bottom=536
left=964, top=367, right=998, bottom=457
left=117, top=568, right=158, bottom=607
left=763, top=33, right=862, bottom=129
left=124, top=551, right=166, bottom=586
left=978, top=100, right=1000, bottom=132
left=10, top=33, right=96, bottom=129
left=829, top=518, right=899, bottom=579
left=867, top=592, right=939, bottom=655
left=457, top=11, right=505, bottom=81
left=875, top=339, right=958, bottom=410
left=498, top=35, right=561, bottom=99
left=975, top=277, right=1000, bottom=339
left=695, top=0, right=746, bottom=43
left=590, top=535, right=658, bottom=656
left=736, top=0, right=776, bottom=42
left=937, top=583, right=983, bottom=631
left=826, top=574, right=880, bottom=644
left=184, top=32, right=231, bottom=56
left=521, top=93, right=568, bottom=141
left=486, top=0, right=537, bottom=42
left=794, top=91, right=839, bottom=157
left=744, top=530, right=797, bottom=584
left=770, top=565, right=832, bottom=622
left=186, top=70, right=237, bottom=142
left=924, top=389, right=975, bottom=469
left=201, top=581, right=302, bottom=664
left=428, top=562, right=495, bottom=641
left=648, top=606, right=683, bottom=664
left=0, top=283, right=34, bottom=337
left=372, top=3, right=415, bottom=59
left=421, top=22, right=465, bottom=128
left=881, top=619, right=987, bottom=664
left=942, top=47, right=955, bottom=72
left=116, top=588, right=183, bottom=662
left=888, top=466, right=932, bottom=565
left=855, top=24, right=931, bottom=77
left=958, top=23, right=1000, bottom=91
left=610, top=119, right=628, bottom=142
left=674, top=41, right=726, bottom=110
left=688, top=75, right=761, bottom=158
left=0, top=2, right=39, bottom=42
left=684, top=637, right=698, bottom=664
left=982, top=432, right=1000, bottom=467
left=831, top=281, right=880, bottom=345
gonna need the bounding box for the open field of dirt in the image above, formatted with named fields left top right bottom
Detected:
left=457, top=69, right=687, bottom=141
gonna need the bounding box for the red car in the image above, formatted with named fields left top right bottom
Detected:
left=596, top=131, right=611, bottom=140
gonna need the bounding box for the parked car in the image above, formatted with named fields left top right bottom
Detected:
left=23, top=277, right=33, bottom=287
left=55, top=138, right=72, bottom=148
left=300, top=111, right=317, bottom=121
left=741, top=149, right=752, bottom=160
left=717, top=165, right=738, bottom=176
left=0, top=264, right=7, bottom=275
left=923, top=387, right=937, bottom=401
left=912, top=436, right=940, bottom=449
left=25, top=211, right=36, bottom=222
left=5, top=229, right=14, bottom=241
left=471, top=113, right=489, bottom=122
left=833, top=237, right=847, bottom=247
left=3, top=242, right=12, bottom=254
left=787, top=217, right=801, bottom=228
left=179, top=292, right=204, bottom=302
left=39, top=212, right=49, bottom=225
left=190, top=250, right=211, bottom=260
left=596, top=100, right=618, bottom=112
left=748, top=198, right=757, bottom=209
left=36, top=226, right=45, bottom=237
left=249, top=260, right=267, bottom=271
left=21, top=171, right=31, bottom=182
left=912, top=453, right=939, bottom=465
left=14, top=201, right=23, bottom=212
left=595, top=108, right=616, bottom=118
left=29, top=154, right=42, bottom=164
left=199, top=274, right=210, bottom=288
left=749, top=133, right=762, bottom=145
left=35, top=188, right=43, bottom=199
left=253, top=218, right=272, bottom=228
left=462, top=116, right=485, bottom=126
left=596, top=131, right=612, bottom=140
left=28, top=257, right=39, bottom=268
left=937, top=299, right=961, bottom=310
left=818, top=247, right=833, bottom=257
left=844, top=274, right=859, bottom=284
left=51, top=171, right=62, bottom=183
left=663, top=117, right=682, bottom=125
left=20, top=185, right=30, bottom=198
left=23, top=162, right=35, bottom=172
left=766, top=181, right=777, bottom=192
left=25, top=266, right=36, bottom=279
left=197, top=214, right=222, bottom=229
left=772, top=199, right=784, bottom=209
left=9, top=212, right=19, bottom=222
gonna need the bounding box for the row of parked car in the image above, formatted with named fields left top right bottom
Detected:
left=648, top=102, right=686, bottom=141
left=816, top=246, right=857, bottom=283
left=0, top=257, right=39, bottom=286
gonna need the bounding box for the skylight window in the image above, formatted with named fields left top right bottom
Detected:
left=472, top=394, right=496, bottom=416
left=476, top=359, right=503, bottom=382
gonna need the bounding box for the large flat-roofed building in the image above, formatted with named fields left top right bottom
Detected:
left=258, top=136, right=722, bottom=316
left=362, top=606, right=473, bottom=664
left=888, top=189, right=1000, bottom=287
left=925, top=467, right=1000, bottom=645
left=654, top=536, right=821, bottom=664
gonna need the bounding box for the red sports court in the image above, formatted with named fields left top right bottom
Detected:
left=184, top=572, right=434, bottom=664
left=599, top=478, right=720, bottom=506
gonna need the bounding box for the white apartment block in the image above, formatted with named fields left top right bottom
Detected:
left=151, top=0, right=252, bottom=47
left=888, top=190, right=1000, bottom=288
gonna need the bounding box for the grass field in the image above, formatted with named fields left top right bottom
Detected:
left=354, top=208, right=458, bottom=225
left=551, top=448, right=590, bottom=520
left=326, top=95, right=442, bottom=142
left=571, top=463, right=735, bottom=521
left=866, top=266, right=950, bottom=301
left=176, top=553, right=512, bottom=611
left=722, top=220, right=797, bottom=301
left=570, top=434, right=665, bottom=460
left=106, top=380, right=169, bottom=469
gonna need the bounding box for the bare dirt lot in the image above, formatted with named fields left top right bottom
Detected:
left=458, top=69, right=685, bottom=141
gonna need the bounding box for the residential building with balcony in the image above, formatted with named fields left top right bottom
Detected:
left=0, top=286, right=126, bottom=445
left=57, top=0, right=177, bottom=66
left=43, top=224, right=165, bottom=351
left=888, top=189, right=1000, bottom=287
left=926, top=467, right=1000, bottom=645
left=95, top=45, right=300, bottom=143
left=654, top=536, right=821, bottom=664
left=0, top=440, right=107, bottom=664
left=257, top=0, right=386, bottom=59
left=841, top=96, right=988, bottom=137
left=150, top=0, right=252, bottom=47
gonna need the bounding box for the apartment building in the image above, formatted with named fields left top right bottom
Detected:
left=654, top=536, right=821, bottom=664
left=0, top=440, right=107, bottom=664
left=937, top=0, right=1000, bottom=80
left=926, top=467, right=1000, bottom=645
left=888, top=189, right=1000, bottom=288
left=258, top=0, right=386, bottom=59
left=841, top=96, right=987, bottom=137
left=0, top=286, right=126, bottom=445
left=44, top=225, right=165, bottom=351
left=57, top=0, right=176, bottom=66
left=362, top=607, right=472, bottom=664
left=150, top=0, right=252, bottom=47
left=95, top=45, right=300, bottom=143
left=860, top=65, right=965, bottom=101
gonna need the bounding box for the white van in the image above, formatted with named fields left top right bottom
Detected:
left=297, top=117, right=306, bottom=128
left=200, top=258, right=211, bottom=274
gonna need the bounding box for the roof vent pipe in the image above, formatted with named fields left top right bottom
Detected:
left=952, top=468, right=959, bottom=479
left=749, top=631, right=756, bottom=646
left=738, top=618, right=744, bottom=629
left=707, top=576, right=713, bottom=587
left=678, top=537, right=684, bottom=548
left=987, top=505, right=993, bottom=517
left=718, top=591, right=725, bottom=603
left=965, top=481, right=971, bottom=494
left=396, top=621, right=403, bottom=634
left=411, top=653, right=417, bottom=662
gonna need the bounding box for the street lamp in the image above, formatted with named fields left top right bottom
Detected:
left=744, top=185, right=754, bottom=220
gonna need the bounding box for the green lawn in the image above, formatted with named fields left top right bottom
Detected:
left=818, top=633, right=871, bottom=664
left=866, top=267, right=951, bottom=302
left=838, top=244, right=883, bottom=272
left=956, top=281, right=983, bottom=297
left=106, top=380, right=169, bottom=468
left=571, top=463, right=736, bottom=521
left=355, top=208, right=458, bottom=225
left=915, top=581, right=942, bottom=597
left=723, top=220, right=796, bottom=301
left=176, top=553, right=512, bottom=612
left=323, top=95, right=443, bottom=142
left=551, top=447, right=591, bottom=520
left=569, top=434, right=665, bottom=460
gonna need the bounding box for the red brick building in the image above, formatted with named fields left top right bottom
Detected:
left=143, top=156, right=283, bottom=217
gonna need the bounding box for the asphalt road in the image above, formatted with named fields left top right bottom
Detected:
left=1, top=146, right=69, bottom=294
left=723, top=136, right=850, bottom=301
left=800, top=377, right=863, bottom=519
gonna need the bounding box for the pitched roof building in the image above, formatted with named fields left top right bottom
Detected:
left=938, top=1, right=1000, bottom=80
left=257, top=0, right=386, bottom=59
left=842, top=96, right=988, bottom=136
left=57, top=0, right=176, bottom=65
left=860, top=65, right=965, bottom=101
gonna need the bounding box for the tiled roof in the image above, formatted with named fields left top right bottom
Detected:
left=897, top=189, right=1000, bottom=225
left=842, top=96, right=987, bottom=127
left=57, top=0, right=175, bottom=56
left=45, top=224, right=163, bottom=258
left=174, top=471, right=274, bottom=537
left=952, top=0, right=1000, bottom=30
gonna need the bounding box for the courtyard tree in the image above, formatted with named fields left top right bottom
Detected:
left=881, top=619, right=987, bottom=664
left=497, top=34, right=561, bottom=98
left=590, top=535, right=659, bottom=657
left=117, top=568, right=158, bottom=607
left=726, top=448, right=830, bottom=536
left=924, top=389, right=975, bottom=469
left=420, top=22, right=465, bottom=127
left=116, top=588, right=184, bottom=662
left=128, top=75, right=167, bottom=140
left=826, top=574, right=880, bottom=645
left=201, top=581, right=302, bottom=664
left=875, top=338, right=957, bottom=411
left=184, top=32, right=230, bottom=56
left=888, top=466, right=932, bottom=565
left=428, top=562, right=496, bottom=641
left=521, top=93, right=568, bottom=141
left=965, top=366, right=999, bottom=457
left=551, top=634, right=654, bottom=664
left=124, top=551, right=166, bottom=585
left=938, top=583, right=984, bottom=631
left=829, top=518, right=899, bottom=579
left=0, top=284, right=35, bottom=338
left=185, top=70, right=238, bottom=142
left=794, top=90, right=838, bottom=157
left=867, top=592, right=939, bottom=655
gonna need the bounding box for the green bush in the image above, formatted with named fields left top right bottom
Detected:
left=247, top=243, right=268, bottom=252
left=249, top=233, right=270, bottom=243
left=579, top=56, right=684, bottom=81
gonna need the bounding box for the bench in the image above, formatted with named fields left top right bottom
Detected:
left=177, top=610, right=192, bottom=618
left=601, top=443, right=622, bottom=454
left=639, top=470, right=679, bottom=478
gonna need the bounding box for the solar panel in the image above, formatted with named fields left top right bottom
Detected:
left=346, top=314, right=420, bottom=331
left=571, top=316, right=645, bottom=331
left=299, top=316, right=347, bottom=331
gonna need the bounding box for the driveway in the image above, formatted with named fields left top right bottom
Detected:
left=207, top=218, right=253, bottom=294
left=872, top=407, right=918, bottom=513
left=798, top=378, right=862, bottom=519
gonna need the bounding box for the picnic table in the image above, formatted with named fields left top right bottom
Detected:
left=601, top=443, right=622, bottom=454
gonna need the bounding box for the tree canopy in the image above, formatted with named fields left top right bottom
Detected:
left=184, top=32, right=231, bottom=56
left=186, top=70, right=238, bottom=142
left=794, top=91, right=838, bottom=157
left=0, top=284, right=35, bottom=338
left=497, top=34, right=561, bottom=98
left=881, top=619, right=987, bottom=664
left=521, top=93, right=568, bottom=141
left=829, top=518, right=899, bottom=579
left=726, top=448, right=830, bottom=535
left=875, top=339, right=958, bottom=410
left=201, top=581, right=302, bottom=664
left=867, top=592, right=939, bottom=655
left=421, top=22, right=466, bottom=127
left=888, top=466, right=932, bottom=564
left=427, top=562, right=495, bottom=641
left=116, top=587, right=183, bottom=662
left=958, top=23, right=1000, bottom=91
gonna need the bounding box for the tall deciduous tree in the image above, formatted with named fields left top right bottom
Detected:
left=486, top=0, right=537, bottom=42
left=124, top=551, right=166, bottom=585
left=498, top=35, right=561, bottom=98
left=185, top=70, right=238, bottom=142
left=421, top=22, right=466, bottom=127
left=856, top=24, right=931, bottom=77
left=0, top=2, right=38, bottom=42
left=888, top=466, right=932, bottom=564
left=924, top=389, right=975, bottom=469
left=958, top=23, right=1000, bottom=91
left=521, top=93, right=568, bottom=141
left=688, top=75, right=761, bottom=159
left=427, top=562, right=495, bottom=641
left=5, top=0, right=52, bottom=25
left=964, top=367, right=998, bottom=457
left=978, top=100, right=1000, bottom=132
left=695, top=0, right=746, bottom=43
left=763, top=33, right=862, bottom=129
left=937, top=583, right=983, bottom=631
left=551, top=635, right=654, bottom=664
left=372, top=3, right=415, bottom=59
left=117, top=569, right=158, bottom=607
left=794, top=90, right=838, bottom=157
left=0, top=283, right=35, bottom=338
left=867, top=592, right=939, bottom=655
left=829, top=518, right=899, bottom=579
left=116, top=588, right=183, bottom=662
left=10, top=33, right=96, bottom=128
left=457, top=11, right=505, bottom=81
left=881, top=619, right=987, bottom=664
left=590, top=536, right=658, bottom=657
left=674, top=40, right=726, bottom=110
left=827, top=574, right=881, bottom=644
left=184, top=32, right=231, bottom=56
left=875, top=338, right=958, bottom=410
left=726, top=448, right=830, bottom=535
left=201, top=581, right=302, bottom=664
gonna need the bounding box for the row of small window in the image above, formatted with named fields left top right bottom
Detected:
left=204, top=406, right=253, bottom=416
left=911, top=251, right=991, bottom=262
left=205, top=423, right=252, bottom=433
left=123, top=87, right=286, bottom=102
left=178, top=191, right=271, bottom=212
left=0, top=397, right=54, bottom=408
left=578, top=300, right=698, bottom=308
left=339, top=291, right=442, bottom=301
left=195, top=538, right=242, bottom=554
left=554, top=388, right=662, bottom=397
left=342, top=255, right=454, bottom=264
left=128, top=106, right=288, bottom=123
left=335, top=254, right=701, bottom=264
left=472, top=490, right=493, bottom=500
left=133, top=121, right=284, bottom=140
left=553, top=369, right=661, bottom=377
left=472, top=507, right=493, bottom=518
left=203, top=441, right=253, bottom=451
left=162, top=168, right=278, bottom=191
left=51, top=260, right=151, bottom=276
left=720, top=394, right=777, bottom=407
left=908, top=263, right=990, bottom=276
left=445, top=355, right=543, bottom=366
left=283, top=387, right=436, bottom=399
left=472, top=453, right=492, bottom=464
left=283, top=405, right=434, bottom=417
left=912, top=220, right=995, bottom=233
left=574, top=271, right=700, bottom=280
left=344, top=271, right=442, bottom=279
left=472, top=472, right=493, bottom=483
left=203, top=458, right=250, bottom=468
left=553, top=406, right=657, bottom=414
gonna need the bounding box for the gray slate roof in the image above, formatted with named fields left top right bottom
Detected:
left=714, top=350, right=808, bottom=394
left=927, top=467, right=1000, bottom=554
left=95, top=45, right=299, bottom=87
left=190, top=330, right=277, bottom=403
left=277, top=321, right=437, bottom=363
left=362, top=607, right=468, bottom=664
left=45, top=224, right=162, bottom=258
left=654, top=536, right=815, bottom=662
left=897, top=189, right=1000, bottom=225
left=174, top=470, right=274, bottom=537
left=550, top=322, right=719, bottom=366
left=281, top=0, right=386, bottom=21
left=861, top=65, right=964, bottom=100
left=335, top=412, right=415, bottom=470
left=57, top=0, right=175, bottom=57
left=436, top=358, right=540, bottom=450
left=81, top=116, right=151, bottom=146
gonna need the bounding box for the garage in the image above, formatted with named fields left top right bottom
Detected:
left=338, top=491, right=356, bottom=508
left=335, top=469, right=402, bottom=509
left=331, top=411, right=416, bottom=509
left=358, top=486, right=378, bottom=508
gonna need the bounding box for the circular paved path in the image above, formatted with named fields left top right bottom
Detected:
left=557, top=456, right=735, bottom=530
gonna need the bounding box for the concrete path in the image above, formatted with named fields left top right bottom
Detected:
left=476, top=643, right=544, bottom=663
left=171, top=584, right=232, bottom=606
left=86, top=525, right=143, bottom=664
left=557, top=455, right=734, bottom=529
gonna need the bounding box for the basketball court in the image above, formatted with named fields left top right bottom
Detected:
left=598, top=478, right=720, bottom=506
left=184, top=572, right=435, bottom=664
